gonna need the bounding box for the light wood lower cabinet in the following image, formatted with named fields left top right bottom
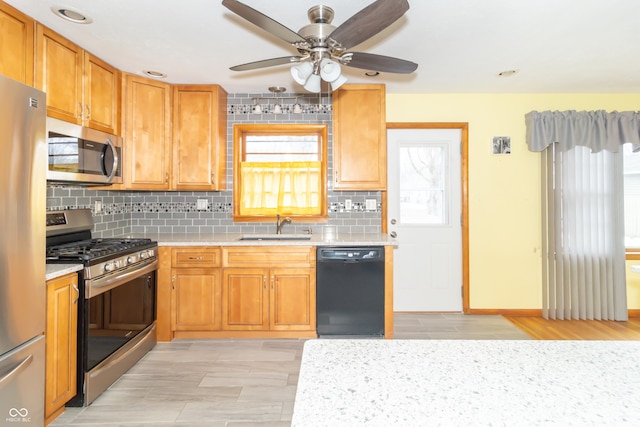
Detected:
left=157, top=245, right=316, bottom=340
left=45, top=272, right=79, bottom=425
left=222, top=267, right=315, bottom=332
left=222, top=246, right=316, bottom=336
left=170, top=247, right=222, bottom=331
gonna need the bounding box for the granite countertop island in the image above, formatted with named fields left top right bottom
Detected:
left=123, top=232, right=397, bottom=247
left=292, top=339, right=640, bottom=427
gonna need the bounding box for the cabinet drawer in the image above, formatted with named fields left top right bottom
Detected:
left=223, top=246, right=315, bottom=268
left=172, top=247, right=221, bottom=268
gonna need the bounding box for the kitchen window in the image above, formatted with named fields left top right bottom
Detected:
left=233, top=124, right=328, bottom=222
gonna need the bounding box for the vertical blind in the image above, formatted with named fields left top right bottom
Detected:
left=526, top=110, right=640, bottom=320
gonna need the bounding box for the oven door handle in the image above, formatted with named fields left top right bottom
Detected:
left=85, top=259, right=158, bottom=298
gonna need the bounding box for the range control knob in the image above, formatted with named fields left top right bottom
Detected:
left=103, top=262, right=115, bottom=272
left=140, top=251, right=148, bottom=259
left=127, top=256, right=135, bottom=264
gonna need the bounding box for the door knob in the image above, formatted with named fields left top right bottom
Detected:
left=390, top=231, right=397, bottom=238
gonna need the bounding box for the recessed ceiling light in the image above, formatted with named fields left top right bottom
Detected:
left=142, top=70, right=168, bottom=79
left=365, top=71, right=380, bottom=77
left=497, top=69, right=519, bottom=78
left=50, top=6, right=92, bottom=24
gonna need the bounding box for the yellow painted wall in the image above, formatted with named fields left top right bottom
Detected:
left=386, top=93, right=640, bottom=310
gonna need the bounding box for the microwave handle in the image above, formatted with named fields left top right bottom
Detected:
left=102, top=139, right=119, bottom=182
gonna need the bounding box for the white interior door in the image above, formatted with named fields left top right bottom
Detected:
left=388, top=128, right=462, bottom=311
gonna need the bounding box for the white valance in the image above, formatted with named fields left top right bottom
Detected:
left=525, top=110, right=640, bottom=153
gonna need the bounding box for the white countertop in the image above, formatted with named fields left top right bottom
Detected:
left=123, top=232, right=397, bottom=247
left=292, top=339, right=640, bottom=427
left=45, top=263, right=83, bottom=281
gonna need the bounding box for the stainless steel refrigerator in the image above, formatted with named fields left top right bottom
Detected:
left=0, top=74, right=46, bottom=426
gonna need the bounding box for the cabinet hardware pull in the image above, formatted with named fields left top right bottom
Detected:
left=85, top=104, right=91, bottom=120
left=263, top=275, right=267, bottom=289
left=77, top=102, right=83, bottom=119
left=73, top=284, right=79, bottom=304
left=171, top=275, right=175, bottom=290
left=187, top=256, right=203, bottom=260
left=335, top=170, right=338, bottom=182
left=165, top=172, right=169, bottom=183
left=211, top=173, right=215, bottom=185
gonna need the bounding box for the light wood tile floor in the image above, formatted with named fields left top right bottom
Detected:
left=44, top=313, right=551, bottom=426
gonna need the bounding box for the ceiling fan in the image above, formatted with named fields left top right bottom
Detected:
left=221, top=0, right=418, bottom=92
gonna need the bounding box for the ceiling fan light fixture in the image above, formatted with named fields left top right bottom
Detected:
left=291, top=62, right=314, bottom=85
left=331, top=74, right=348, bottom=91
left=303, top=73, right=322, bottom=93
left=319, top=58, right=341, bottom=82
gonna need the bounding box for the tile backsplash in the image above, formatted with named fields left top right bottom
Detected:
left=46, top=91, right=382, bottom=237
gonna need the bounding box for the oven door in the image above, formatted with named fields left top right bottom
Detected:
left=70, top=267, right=157, bottom=407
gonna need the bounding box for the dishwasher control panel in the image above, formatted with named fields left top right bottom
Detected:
left=317, top=247, right=384, bottom=261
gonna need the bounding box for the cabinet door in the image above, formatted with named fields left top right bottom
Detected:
left=84, top=52, right=120, bottom=134
left=36, top=25, right=83, bottom=124
left=222, top=268, right=269, bottom=331
left=122, top=73, right=172, bottom=190
left=0, top=2, right=34, bottom=85
left=332, top=84, right=387, bottom=190
left=270, top=268, right=316, bottom=331
left=172, top=269, right=221, bottom=331
left=45, top=273, right=78, bottom=420
left=172, top=85, right=227, bottom=191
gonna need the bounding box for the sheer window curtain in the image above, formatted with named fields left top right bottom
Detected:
left=526, top=111, right=640, bottom=321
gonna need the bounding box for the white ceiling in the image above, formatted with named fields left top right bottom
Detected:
left=6, top=0, right=640, bottom=94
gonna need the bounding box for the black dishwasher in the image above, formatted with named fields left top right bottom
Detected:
left=316, top=246, right=385, bottom=337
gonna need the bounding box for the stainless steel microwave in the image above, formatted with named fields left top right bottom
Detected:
left=46, top=117, right=122, bottom=185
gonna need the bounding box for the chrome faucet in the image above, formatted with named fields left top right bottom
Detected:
left=276, top=214, right=292, bottom=234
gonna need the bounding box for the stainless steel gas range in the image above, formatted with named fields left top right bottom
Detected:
left=46, top=209, right=157, bottom=406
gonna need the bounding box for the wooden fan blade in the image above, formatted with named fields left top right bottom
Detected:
left=222, top=0, right=307, bottom=45
left=329, top=0, right=409, bottom=50
left=229, top=56, right=303, bottom=71
left=342, top=52, right=418, bottom=74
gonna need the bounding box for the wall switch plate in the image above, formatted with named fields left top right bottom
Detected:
left=94, top=200, right=102, bottom=214
left=365, top=199, right=377, bottom=211
left=344, top=199, right=352, bottom=211
left=196, top=199, right=208, bottom=210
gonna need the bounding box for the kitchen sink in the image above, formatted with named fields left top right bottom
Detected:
left=239, top=234, right=312, bottom=241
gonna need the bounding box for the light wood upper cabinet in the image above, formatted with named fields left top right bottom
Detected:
left=35, top=25, right=120, bottom=134
left=36, top=25, right=83, bottom=124
left=122, top=73, right=172, bottom=190
left=0, top=1, right=34, bottom=85
left=332, top=84, right=387, bottom=190
left=45, top=273, right=78, bottom=425
left=84, top=53, right=121, bottom=134
left=172, top=84, right=227, bottom=191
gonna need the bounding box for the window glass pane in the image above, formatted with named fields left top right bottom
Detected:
left=399, top=145, right=446, bottom=224
left=624, top=143, right=640, bottom=248
left=246, top=136, right=319, bottom=154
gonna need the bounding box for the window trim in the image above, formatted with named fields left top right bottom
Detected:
left=232, top=123, right=329, bottom=222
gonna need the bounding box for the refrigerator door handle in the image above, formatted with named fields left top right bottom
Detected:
left=0, top=354, right=33, bottom=387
